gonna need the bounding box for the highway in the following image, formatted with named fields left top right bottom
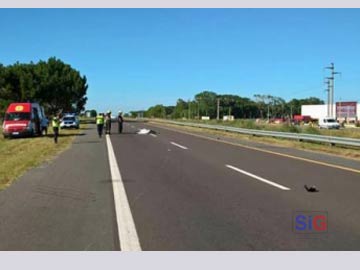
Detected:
left=0, top=121, right=360, bottom=250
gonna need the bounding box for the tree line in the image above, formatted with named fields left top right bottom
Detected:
left=131, top=91, right=324, bottom=119
left=0, top=57, right=88, bottom=115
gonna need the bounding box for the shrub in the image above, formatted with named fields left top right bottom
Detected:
left=304, top=126, right=321, bottom=135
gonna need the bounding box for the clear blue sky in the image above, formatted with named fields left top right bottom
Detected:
left=0, top=9, right=359, bottom=113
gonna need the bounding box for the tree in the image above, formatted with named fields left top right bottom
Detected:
left=287, top=97, right=324, bottom=116
left=254, top=94, right=272, bottom=119
left=195, top=91, right=217, bottom=118
left=218, top=94, right=239, bottom=117
left=145, top=104, right=166, bottom=118
left=164, top=106, right=175, bottom=118
left=0, top=57, right=88, bottom=115
left=173, top=99, right=188, bottom=119
left=33, top=57, right=88, bottom=114
left=90, top=110, right=97, bottom=117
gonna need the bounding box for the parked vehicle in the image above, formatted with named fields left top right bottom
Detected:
left=60, top=115, right=80, bottom=129
left=2, top=102, right=45, bottom=138
left=318, top=117, right=340, bottom=129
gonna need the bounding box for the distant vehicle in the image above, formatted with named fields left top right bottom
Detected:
left=318, top=117, right=340, bottom=129
left=63, top=112, right=77, bottom=117
left=293, top=115, right=313, bottom=124
left=60, top=115, right=80, bottom=129
left=2, top=102, right=44, bottom=138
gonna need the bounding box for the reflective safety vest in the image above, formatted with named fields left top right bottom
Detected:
left=52, top=117, right=60, bottom=128
left=96, top=115, right=104, bottom=125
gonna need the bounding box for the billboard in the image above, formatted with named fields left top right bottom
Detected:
left=336, top=101, right=357, bottom=118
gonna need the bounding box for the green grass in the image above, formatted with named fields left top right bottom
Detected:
left=0, top=125, right=84, bottom=190
left=174, top=118, right=360, bottom=139
left=79, top=117, right=96, bottom=124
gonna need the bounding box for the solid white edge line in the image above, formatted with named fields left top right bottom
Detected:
left=150, top=133, right=157, bottom=137
left=226, top=164, right=291, bottom=191
left=170, top=141, right=188, bottom=150
left=106, top=135, right=142, bottom=251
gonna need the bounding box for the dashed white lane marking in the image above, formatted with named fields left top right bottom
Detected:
left=106, top=135, right=142, bottom=251
left=150, top=133, right=157, bottom=137
left=226, top=164, right=291, bottom=191
left=170, top=142, right=188, bottom=150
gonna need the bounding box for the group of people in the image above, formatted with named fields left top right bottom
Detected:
left=42, top=110, right=125, bottom=143
left=96, top=110, right=124, bottom=138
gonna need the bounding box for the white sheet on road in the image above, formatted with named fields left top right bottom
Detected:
left=137, top=128, right=151, bottom=135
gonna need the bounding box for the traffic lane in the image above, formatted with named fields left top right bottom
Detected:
left=110, top=126, right=356, bottom=250
left=142, top=121, right=360, bottom=196
left=147, top=122, right=360, bottom=171
left=110, top=130, right=300, bottom=250
left=0, top=124, right=119, bottom=251
left=140, top=122, right=360, bottom=237
left=130, top=122, right=360, bottom=249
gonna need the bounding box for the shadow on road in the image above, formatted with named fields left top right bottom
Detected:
left=111, top=132, right=138, bottom=135
left=47, top=133, right=86, bottom=138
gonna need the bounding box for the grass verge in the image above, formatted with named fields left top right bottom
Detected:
left=172, top=119, right=360, bottom=139
left=0, top=125, right=85, bottom=190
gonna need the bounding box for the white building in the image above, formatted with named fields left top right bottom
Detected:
left=301, top=102, right=360, bottom=122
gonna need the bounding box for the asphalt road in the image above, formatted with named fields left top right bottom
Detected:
left=0, top=121, right=359, bottom=250
left=112, top=121, right=360, bottom=250
left=0, top=126, right=119, bottom=251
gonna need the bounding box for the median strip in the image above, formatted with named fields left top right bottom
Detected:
left=226, top=164, right=291, bottom=191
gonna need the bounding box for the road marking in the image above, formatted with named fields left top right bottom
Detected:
left=149, top=122, right=360, bottom=175
left=150, top=133, right=157, bottom=137
left=106, top=135, right=141, bottom=251
left=226, top=165, right=291, bottom=191
left=170, top=141, right=188, bottom=150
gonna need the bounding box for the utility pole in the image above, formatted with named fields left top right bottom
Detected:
left=188, top=99, right=191, bottom=119
left=325, top=63, right=341, bottom=118
left=324, top=78, right=331, bottom=117
left=197, top=98, right=200, bottom=120
left=216, top=98, right=220, bottom=120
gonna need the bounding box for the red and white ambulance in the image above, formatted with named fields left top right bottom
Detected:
left=2, top=102, right=44, bottom=138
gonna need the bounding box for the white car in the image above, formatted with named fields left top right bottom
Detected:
left=60, top=115, right=80, bottom=129
left=318, top=117, right=340, bottom=129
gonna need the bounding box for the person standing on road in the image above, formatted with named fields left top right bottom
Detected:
left=117, top=111, right=124, bottom=134
left=96, top=113, right=105, bottom=138
left=105, top=110, right=112, bottom=135
left=52, top=115, right=60, bottom=143
left=41, top=116, right=49, bottom=136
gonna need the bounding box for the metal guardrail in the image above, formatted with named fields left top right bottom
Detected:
left=152, top=120, right=360, bottom=148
